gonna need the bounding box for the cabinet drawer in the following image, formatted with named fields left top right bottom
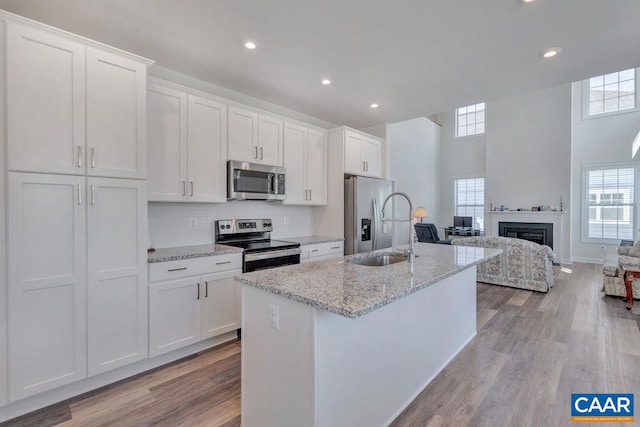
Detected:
left=149, top=253, right=242, bottom=283
left=308, top=242, right=344, bottom=259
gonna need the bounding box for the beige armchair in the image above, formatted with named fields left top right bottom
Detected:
left=451, top=236, right=555, bottom=292
left=602, top=243, right=640, bottom=299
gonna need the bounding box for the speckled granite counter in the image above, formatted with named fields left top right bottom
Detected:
left=148, top=243, right=242, bottom=263
left=282, top=235, right=344, bottom=245
left=237, top=242, right=501, bottom=318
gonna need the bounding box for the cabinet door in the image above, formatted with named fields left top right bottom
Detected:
left=7, top=23, right=86, bottom=175
left=87, top=178, right=148, bottom=375
left=149, top=278, right=201, bottom=357
left=147, top=83, right=188, bottom=201
left=187, top=96, right=228, bottom=202
left=362, top=137, right=381, bottom=178
left=344, top=131, right=364, bottom=175
left=257, top=114, right=284, bottom=166
left=8, top=173, right=87, bottom=400
left=201, top=270, right=242, bottom=339
left=306, top=129, right=328, bottom=205
left=86, top=48, right=147, bottom=179
left=228, top=106, right=258, bottom=162
left=283, top=122, right=307, bottom=205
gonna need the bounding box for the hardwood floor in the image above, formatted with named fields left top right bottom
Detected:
left=5, top=263, right=640, bottom=426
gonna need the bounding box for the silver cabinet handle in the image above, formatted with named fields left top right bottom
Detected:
left=78, top=183, right=82, bottom=205
left=182, top=181, right=186, bottom=196
left=311, top=249, right=319, bottom=252
left=254, top=146, right=258, bottom=159
left=305, top=189, right=308, bottom=200
left=216, top=260, right=232, bottom=265
left=365, top=161, right=368, bottom=172
left=309, top=189, right=312, bottom=200
left=205, top=281, right=208, bottom=298
left=91, top=147, right=96, bottom=168
left=260, top=147, right=264, bottom=160
left=363, top=161, right=366, bottom=172
left=196, top=283, right=200, bottom=300
left=190, top=181, right=194, bottom=197
left=331, top=246, right=341, bottom=250
left=167, top=267, right=187, bottom=272
left=77, top=146, right=82, bottom=167
left=91, top=185, right=95, bottom=205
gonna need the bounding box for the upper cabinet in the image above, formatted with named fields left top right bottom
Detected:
left=283, top=122, right=327, bottom=205
left=343, top=129, right=382, bottom=178
left=6, top=22, right=151, bottom=179
left=228, top=105, right=284, bottom=166
left=147, top=80, right=227, bottom=203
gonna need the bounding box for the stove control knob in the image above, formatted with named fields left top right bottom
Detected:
left=226, top=224, right=231, bottom=229
left=219, top=224, right=224, bottom=229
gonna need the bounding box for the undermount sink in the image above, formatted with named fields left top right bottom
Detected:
left=347, top=252, right=410, bottom=267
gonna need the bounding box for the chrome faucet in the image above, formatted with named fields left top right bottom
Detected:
left=381, top=191, right=415, bottom=263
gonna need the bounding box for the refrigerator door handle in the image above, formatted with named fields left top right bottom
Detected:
left=372, top=197, right=379, bottom=250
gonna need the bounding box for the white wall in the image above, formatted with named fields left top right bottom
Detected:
left=387, top=117, right=442, bottom=245
left=0, top=19, right=8, bottom=407
left=438, top=85, right=572, bottom=262
left=148, top=202, right=315, bottom=248
left=570, top=81, right=640, bottom=262
left=436, top=112, right=486, bottom=232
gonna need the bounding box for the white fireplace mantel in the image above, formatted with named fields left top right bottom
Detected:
left=488, top=211, right=566, bottom=262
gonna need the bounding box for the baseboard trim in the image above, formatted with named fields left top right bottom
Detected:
left=571, top=257, right=605, bottom=264
left=0, top=332, right=238, bottom=422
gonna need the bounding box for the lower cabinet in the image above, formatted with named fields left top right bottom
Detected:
left=149, top=256, right=242, bottom=357
left=300, top=241, right=344, bottom=264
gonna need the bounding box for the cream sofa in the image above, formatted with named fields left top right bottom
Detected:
left=451, top=236, right=555, bottom=292
left=602, top=244, right=640, bottom=299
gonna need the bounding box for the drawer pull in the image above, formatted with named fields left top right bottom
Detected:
left=331, top=246, right=341, bottom=250
left=216, top=261, right=232, bottom=265
left=311, top=249, right=319, bottom=252
left=205, top=281, right=208, bottom=298
left=167, top=267, right=187, bottom=272
left=197, top=283, right=200, bottom=300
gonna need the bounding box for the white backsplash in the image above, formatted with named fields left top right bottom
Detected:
left=148, top=201, right=315, bottom=248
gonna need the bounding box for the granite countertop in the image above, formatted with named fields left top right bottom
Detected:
left=236, top=243, right=502, bottom=319
left=282, top=235, right=344, bottom=245
left=148, top=243, right=243, bottom=263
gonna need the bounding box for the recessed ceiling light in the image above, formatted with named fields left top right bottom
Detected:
left=370, top=103, right=379, bottom=109
left=321, top=79, right=331, bottom=85
left=244, top=41, right=256, bottom=50
left=518, top=0, right=535, bottom=4
left=541, top=47, right=561, bottom=58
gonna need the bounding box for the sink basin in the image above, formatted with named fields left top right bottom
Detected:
left=347, top=252, right=409, bottom=267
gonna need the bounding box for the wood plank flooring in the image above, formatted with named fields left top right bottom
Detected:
left=5, top=263, right=640, bottom=427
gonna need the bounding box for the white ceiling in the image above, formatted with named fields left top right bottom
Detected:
left=1, top=0, right=639, bottom=129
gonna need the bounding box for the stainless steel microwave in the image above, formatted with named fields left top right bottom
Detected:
left=227, top=160, right=286, bottom=201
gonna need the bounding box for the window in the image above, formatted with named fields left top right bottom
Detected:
left=455, top=177, right=485, bottom=230
left=585, top=166, right=635, bottom=241
left=585, top=69, right=636, bottom=117
left=455, top=102, right=485, bottom=137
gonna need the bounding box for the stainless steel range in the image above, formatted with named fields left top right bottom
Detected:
left=215, top=219, right=301, bottom=273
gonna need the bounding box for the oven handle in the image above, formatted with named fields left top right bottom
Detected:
left=244, top=248, right=301, bottom=262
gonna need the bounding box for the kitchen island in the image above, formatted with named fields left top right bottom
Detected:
left=236, top=243, right=501, bottom=427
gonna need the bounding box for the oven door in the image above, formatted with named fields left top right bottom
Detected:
left=244, top=248, right=301, bottom=272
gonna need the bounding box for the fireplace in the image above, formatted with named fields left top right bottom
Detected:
left=498, top=222, right=553, bottom=249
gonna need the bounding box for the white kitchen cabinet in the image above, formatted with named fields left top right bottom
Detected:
left=7, top=173, right=87, bottom=401
left=87, top=178, right=148, bottom=376
left=86, top=48, right=147, bottom=179
left=343, top=129, right=382, bottom=178
left=7, top=23, right=86, bottom=176
left=147, top=80, right=227, bottom=202
left=283, top=122, right=327, bottom=206
left=300, top=241, right=344, bottom=264
left=201, top=270, right=240, bottom=339
left=149, top=254, right=242, bottom=357
left=7, top=173, right=150, bottom=395
left=149, top=277, right=201, bottom=357
left=6, top=23, right=150, bottom=179
left=228, top=105, right=283, bottom=166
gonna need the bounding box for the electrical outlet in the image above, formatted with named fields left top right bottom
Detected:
left=283, top=216, right=289, bottom=225
left=188, top=217, right=198, bottom=230
left=268, top=304, right=280, bottom=330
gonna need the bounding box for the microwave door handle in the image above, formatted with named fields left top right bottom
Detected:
left=267, top=173, right=273, bottom=194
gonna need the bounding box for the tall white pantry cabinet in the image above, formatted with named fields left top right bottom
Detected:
left=2, top=16, right=153, bottom=402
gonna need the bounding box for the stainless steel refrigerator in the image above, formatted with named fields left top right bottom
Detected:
left=344, top=176, right=394, bottom=255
